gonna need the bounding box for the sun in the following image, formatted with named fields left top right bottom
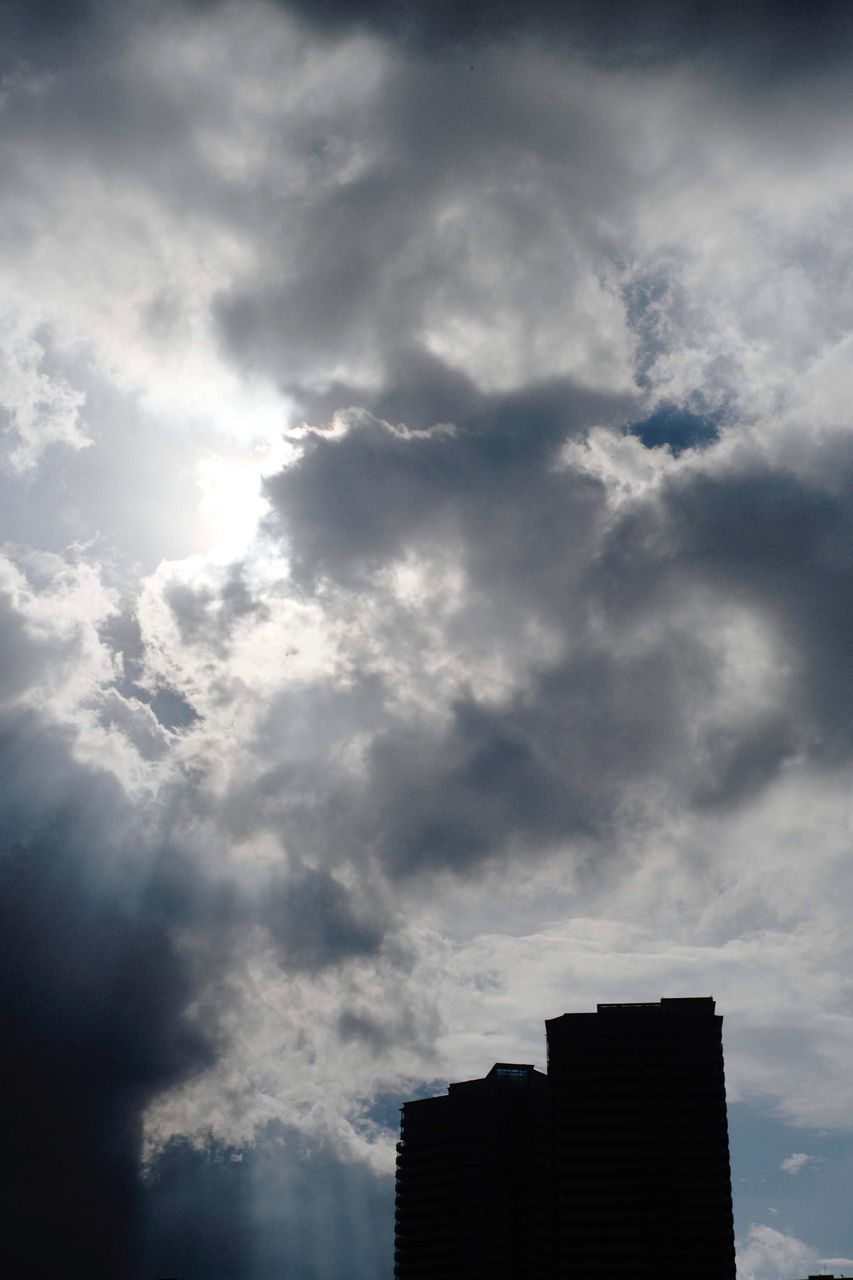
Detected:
left=194, top=435, right=297, bottom=565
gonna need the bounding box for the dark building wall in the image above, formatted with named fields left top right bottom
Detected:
left=394, top=1063, right=550, bottom=1279
left=546, top=998, right=736, bottom=1280
left=395, top=998, right=736, bottom=1279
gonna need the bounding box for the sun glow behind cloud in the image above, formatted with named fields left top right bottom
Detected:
left=194, top=435, right=297, bottom=564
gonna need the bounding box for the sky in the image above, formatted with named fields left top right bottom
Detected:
left=3, top=0, right=853, bottom=1276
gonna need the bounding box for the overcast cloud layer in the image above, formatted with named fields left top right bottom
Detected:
left=4, top=1, right=853, bottom=1275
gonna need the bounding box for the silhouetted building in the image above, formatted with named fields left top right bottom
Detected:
left=547, top=997, right=735, bottom=1279
left=395, top=998, right=736, bottom=1280
left=394, top=1063, right=550, bottom=1278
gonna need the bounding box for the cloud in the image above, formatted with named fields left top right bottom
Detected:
left=737, top=1223, right=816, bottom=1280
left=5, top=0, right=853, bottom=1272
left=0, top=560, right=395, bottom=1273
left=0, top=706, right=214, bottom=1274
left=263, top=867, right=384, bottom=969
left=256, top=389, right=853, bottom=889
left=265, top=0, right=853, bottom=86
left=164, top=562, right=271, bottom=657
left=781, top=1153, right=818, bottom=1176
left=737, top=1224, right=853, bottom=1280
left=10, top=0, right=853, bottom=88
left=0, top=312, right=89, bottom=471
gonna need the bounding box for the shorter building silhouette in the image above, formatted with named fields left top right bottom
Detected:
left=394, top=1063, right=550, bottom=1278
left=395, top=997, right=736, bottom=1279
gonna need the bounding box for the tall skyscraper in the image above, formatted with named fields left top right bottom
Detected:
left=546, top=997, right=736, bottom=1279
left=395, top=997, right=736, bottom=1280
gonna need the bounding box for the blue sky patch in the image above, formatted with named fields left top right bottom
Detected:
left=629, top=403, right=721, bottom=456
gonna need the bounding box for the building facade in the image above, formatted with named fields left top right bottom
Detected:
left=547, top=997, right=736, bottom=1279
left=395, top=998, right=736, bottom=1280
left=394, top=1063, right=550, bottom=1279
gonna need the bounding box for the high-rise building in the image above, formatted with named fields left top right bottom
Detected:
left=394, top=1063, right=550, bottom=1279
left=546, top=997, right=736, bottom=1279
left=395, top=998, right=736, bottom=1280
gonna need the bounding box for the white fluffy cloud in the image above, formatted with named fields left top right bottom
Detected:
left=738, top=1224, right=817, bottom=1280
left=738, top=1222, right=853, bottom=1280
left=781, top=1153, right=817, bottom=1176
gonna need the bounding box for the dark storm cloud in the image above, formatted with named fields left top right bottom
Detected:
left=0, top=708, right=214, bottom=1276
left=690, top=713, right=796, bottom=810
left=0, top=671, right=387, bottom=1275
left=210, top=44, right=631, bottom=398
left=0, top=0, right=104, bottom=71
left=0, top=570, right=388, bottom=1274
left=659, top=457, right=853, bottom=759
left=263, top=867, right=384, bottom=969
left=266, top=374, right=629, bottom=588
left=198, top=0, right=853, bottom=413
left=337, top=1009, right=395, bottom=1054
left=12, top=0, right=850, bottom=77
left=366, top=644, right=710, bottom=876
left=262, top=384, right=853, bottom=878
left=262, top=387, right=697, bottom=875
left=272, top=0, right=853, bottom=79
